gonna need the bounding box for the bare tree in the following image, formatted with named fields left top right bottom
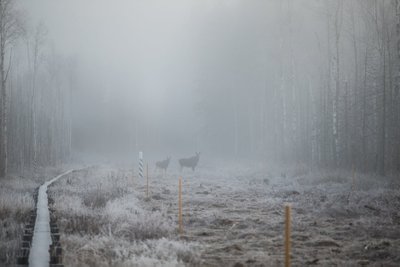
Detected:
left=395, top=0, right=400, bottom=172
left=24, top=22, right=47, bottom=168
left=0, top=0, right=23, bottom=177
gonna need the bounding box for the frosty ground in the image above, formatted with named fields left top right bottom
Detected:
left=0, top=166, right=72, bottom=266
left=1, top=160, right=400, bottom=266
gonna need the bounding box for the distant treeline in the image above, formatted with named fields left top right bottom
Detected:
left=198, top=0, right=400, bottom=175
left=0, top=0, right=73, bottom=176
left=1, top=0, right=400, bottom=177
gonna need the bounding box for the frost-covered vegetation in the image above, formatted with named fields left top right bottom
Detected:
left=0, top=167, right=66, bottom=266
left=0, top=1, right=399, bottom=266
left=158, top=160, right=400, bottom=266
left=43, top=162, right=400, bottom=266
left=48, top=167, right=201, bottom=267
left=0, top=177, right=34, bottom=266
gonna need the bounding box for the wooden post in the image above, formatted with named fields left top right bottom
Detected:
left=178, top=177, right=183, bottom=235
left=285, top=205, right=291, bottom=267
left=146, top=163, right=149, bottom=198
left=352, top=164, right=355, bottom=191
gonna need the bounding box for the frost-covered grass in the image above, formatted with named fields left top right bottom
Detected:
left=62, top=236, right=199, bottom=267
left=0, top=166, right=67, bottom=266
left=0, top=177, right=33, bottom=266
left=136, top=159, right=400, bottom=266
left=49, top=167, right=201, bottom=266
left=25, top=160, right=400, bottom=266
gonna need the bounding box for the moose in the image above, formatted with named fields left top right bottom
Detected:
left=179, top=152, right=200, bottom=171
left=155, top=156, right=171, bottom=176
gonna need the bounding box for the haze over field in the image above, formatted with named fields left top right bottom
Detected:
left=10, top=0, right=396, bottom=174
left=14, top=0, right=329, bottom=159
left=0, top=0, right=400, bottom=266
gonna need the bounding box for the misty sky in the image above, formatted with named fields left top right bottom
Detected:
left=18, top=0, right=323, bottom=156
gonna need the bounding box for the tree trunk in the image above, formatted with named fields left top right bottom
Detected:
left=0, top=41, right=7, bottom=177
left=362, top=46, right=368, bottom=172
left=396, top=0, right=400, bottom=171
left=379, top=5, right=386, bottom=176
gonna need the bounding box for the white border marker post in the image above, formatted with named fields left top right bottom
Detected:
left=139, top=151, right=144, bottom=179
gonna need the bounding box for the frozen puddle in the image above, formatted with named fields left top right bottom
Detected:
left=29, top=170, right=73, bottom=267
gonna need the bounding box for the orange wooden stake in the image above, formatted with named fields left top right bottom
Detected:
left=146, top=163, right=149, bottom=198
left=178, top=177, right=183, bottom=235
left=352, top=165, right=355, bottom=191
left=285, top=205, right=291, bottom=267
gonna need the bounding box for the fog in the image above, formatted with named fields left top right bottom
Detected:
left=16, top=0, right=317, bottom=158
left=2, top=1, right=400, bottom=266
left=23, top=0, right=204, bottom=155
left=2, top=0, right=399, bottom=171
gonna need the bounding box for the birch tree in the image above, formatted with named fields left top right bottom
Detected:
left=0, top=0, right=22, bottom=177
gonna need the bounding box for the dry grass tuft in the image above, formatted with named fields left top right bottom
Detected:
left=49, top=166, right=200, bottom=266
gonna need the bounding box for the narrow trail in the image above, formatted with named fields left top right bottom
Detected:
left=28, top=170, right=74, bottom=267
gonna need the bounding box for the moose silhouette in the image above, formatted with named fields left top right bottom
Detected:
left=179, top=152, right=200, bottom=171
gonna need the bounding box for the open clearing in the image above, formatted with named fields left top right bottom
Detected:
left=43, top=160, right=400, bottom=266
